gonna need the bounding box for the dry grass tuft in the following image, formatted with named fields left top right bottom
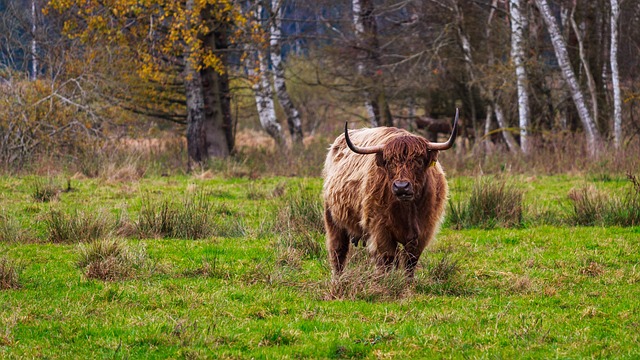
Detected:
left=580, top=261, right=605, bottom=277
left=46, top=209, right=116, bottom=243
left=325, top=249, right=409, bottom=301
left=77, top=238, right=158, bottom=281
left=568, top=176, right=640, bottom=226
left=135, top=193, right=214, bottom=239
left=31, top=178, right=60, bottom=203
left=0, top=257, right=21, bottom=290
left=448, top=177, right=523, bottom=229
left=0, top=213, right=35, bottom=243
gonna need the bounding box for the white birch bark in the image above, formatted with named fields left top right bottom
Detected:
left=535, top=0, right=602, bottom=155
left=352, top=0, right=377, bottom=126
left=246, top=2, right=284, bottom=146
left=484, top=104, right=493, bottom=154
left=248, top=51, right=284, bottom=146
left=570, top=11, right=598, bottom=128
left=510, top=0, right=531, bottom=154
left=494, top=103, right=520, bottom=153
left=610, top=0, right=622, bottom=148
left=30, top=0, right=37, bottom=81
left=270, top=0, right=303, bottom=143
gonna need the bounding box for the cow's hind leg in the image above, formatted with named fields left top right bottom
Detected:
left=324, top=208, right=350, bottom=279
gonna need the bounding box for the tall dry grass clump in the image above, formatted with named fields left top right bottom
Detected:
left=568, top=174, right=640, bottom=226
left=31, top=178, right=61, bottom=203
left=46, top=209, right=117, bottom=243
left=274, top=185, right=325, bottom=260
left=0, top=257, right=21, bottom=290
left=326, top=249, right=408, bottom=301
left=135, top=192, right=215, bottom=239
left=76, top=238, right=158, bottom=281
left=0, top=213, right=34, bottom=243
left=448, top=177, right=524, bottom=229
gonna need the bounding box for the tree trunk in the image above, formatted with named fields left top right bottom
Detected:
left=352, top=0, right=392, bottom=127
left=256, top=48, right=285, bottom=145
left=535, top=0, right=602, bottom=155
left=185, top=59, right=208, bottom=164
left=610, top=0, right=622, bottom=148
left=270, top=0, right=303, bottom=143
left=30, top=0, right=37, bottom=81
left=454, top=1, right=478, bottom=140
left=494, top=102, right=520, bottom=153
left=510, top=0, right=531, bottom=154
left=246, top=1, right=285, bottom=146
left=185, top=1, right=233, bottom=164
left=570, top=6, right=599, bottom=130
left=484, top=104, right=493, bottom=154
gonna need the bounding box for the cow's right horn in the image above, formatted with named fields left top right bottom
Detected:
left=427, top=108, right=459, bottom=151
left=344, top=122, right=385, bottom=155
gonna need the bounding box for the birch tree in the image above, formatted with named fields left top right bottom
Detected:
left=569, top=4, right=599, bottom=131
left=509, top=0, right=530, bottom=154
left=610, top=0, right=622, bottom=148
left=30, top=0, right=37, bottom=80
left=246, top=0, right=285, bottom=146
left=535, top=0, right=602, bottom=155
left=269, top=0, right=303, bottom=144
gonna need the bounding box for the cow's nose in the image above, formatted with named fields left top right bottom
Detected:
left=392, top=181, right=412, bottom=196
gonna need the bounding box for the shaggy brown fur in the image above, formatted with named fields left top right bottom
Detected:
left=322, top=127, right=449, bottom=279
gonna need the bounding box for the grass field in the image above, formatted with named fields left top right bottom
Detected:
left=1, top=174, right=639, bottom=359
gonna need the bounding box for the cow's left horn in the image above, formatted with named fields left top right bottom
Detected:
left=344, top=122, right=385, bottom=155
left=427, top=108, right=459, bottom=151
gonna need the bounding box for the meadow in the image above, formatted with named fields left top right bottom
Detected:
left=1, top=173, right=639, bottom=359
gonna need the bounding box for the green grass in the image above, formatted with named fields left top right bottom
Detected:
left=1, top=175, right=639, bottom=358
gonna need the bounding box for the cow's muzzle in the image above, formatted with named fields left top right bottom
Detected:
left=392, top=180, right=414, bottom=201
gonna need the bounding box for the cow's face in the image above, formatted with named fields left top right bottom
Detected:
left=376, top=137, right=437, bottom=201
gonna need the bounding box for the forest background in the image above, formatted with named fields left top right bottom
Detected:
left=1, top=0, right=640, bottom=177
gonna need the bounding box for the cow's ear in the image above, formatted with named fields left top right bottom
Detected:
left=430, top=150, right=439, bottom=163
left=426, top=150, right=439, bottom=168
left=375, top=153, right=386, bottom=167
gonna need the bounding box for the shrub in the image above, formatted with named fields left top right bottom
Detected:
left=448, top=177, right=523, bottom=229
left=0, top=257, right=21, bottom=290
left=76, top=238, right=155, bottom=281
left=46, top=209, right=115, bottom=243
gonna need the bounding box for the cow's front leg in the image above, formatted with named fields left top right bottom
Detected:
left=368, top=234, right=398, bottom=274
left=402, top=237, right=426, bottom=279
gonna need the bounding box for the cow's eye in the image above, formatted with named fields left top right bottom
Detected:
left=415, top=158, right=424, bottom=167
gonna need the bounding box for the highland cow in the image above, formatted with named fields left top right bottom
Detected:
left=322, top=110, right=458, bottom=279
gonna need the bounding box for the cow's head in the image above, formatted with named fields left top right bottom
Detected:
left=345, top=109, right=458, bottom=202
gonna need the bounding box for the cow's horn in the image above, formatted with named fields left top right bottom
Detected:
left=344, top=122, right=385, bottom=155
left=427, top=108, right=459, bottom=151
